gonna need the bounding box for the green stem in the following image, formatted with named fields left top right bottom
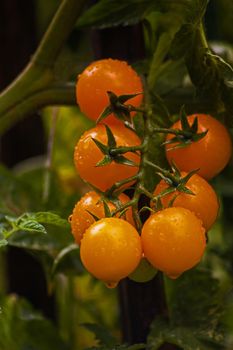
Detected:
left=105, top=174, right=140, bottom=196
left=0, top=83, right=75, bottom=135
left=110, top=145, right=144, bottom=156
left=111, top=199, right=136, bottom=217
left=32, top=0, right=86, bottom=67
left=0, top=0, right=85, bottom=132
left=56, top=275, right=76, bottom=349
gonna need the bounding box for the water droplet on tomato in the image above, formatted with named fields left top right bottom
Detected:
left=104, top=281, right=118, bottom=289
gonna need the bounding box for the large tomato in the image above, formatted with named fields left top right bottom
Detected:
left=141, top=207, right=206, bottom=279
left=80, top=218, right=142, bottom=287
left=76, top=59, right=143, bottom=124
left=165, top=114, right=232, bottom=179
left=74, top=124, right=141, bottom=191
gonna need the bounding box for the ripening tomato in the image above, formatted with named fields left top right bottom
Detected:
left=74, top=124, right=141, bottom=191
left=152, top=172, right=219, bottom=230
left=76, top=59, right=143, bottom=124
left=69, top=191, right=134, bottom=245
left=165, top=114, right=232, bottom=180
left=141, top=207, right=206, bottom=279
left=80, top=218, right=142, bottom=287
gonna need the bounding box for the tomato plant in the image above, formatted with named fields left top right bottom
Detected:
left=1, top=1, right=233, bottom=350
left=76, top=59, right=143, bottom=124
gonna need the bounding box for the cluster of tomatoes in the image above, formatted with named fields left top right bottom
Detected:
left=69, top=58, right=232, bottom=287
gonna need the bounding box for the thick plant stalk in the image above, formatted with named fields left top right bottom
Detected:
left=0, top=0, right=86, bottom=131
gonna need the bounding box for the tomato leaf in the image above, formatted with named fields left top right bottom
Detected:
left=18, top=220, right=47, bottom=234
left=81, top=323, right=117, bottom=347
left=0, top=294, right=68, bottom=350
left=77, top=0, right=157, bottom=29
left=149, top=269, right=227, bottom=349
left=0, top=239, right=8, bottom=247
left=30, top=212, right=69, bottom=228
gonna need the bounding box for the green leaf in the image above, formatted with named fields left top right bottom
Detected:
left=105, top=125, right=117, bottom=148
left=161, top=270, right=226, bottom=347
left=170, top=24, right=196, bottom=59
left=18, top=220, right=47, bottom=234
left=77, top=0, right=156, bottom=29
left=148, top=318, right=218, bottom=350
left=52, top=244, right=84, bottom=276
left=32, top=212, right=69, bottom=228
left=0, top=294, right=68, bottom=350
left=82, top=323, right=117, bottom=347
left=0, top=239, right=8, bottom=247
left=127, top=344, right=146, bottom=350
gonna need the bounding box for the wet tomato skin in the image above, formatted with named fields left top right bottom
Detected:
left=141, top=207, right=206, bottom=279
left=166, top=114, right=232, bottom=180
left=80, top=218, right=142, bottom=285
left=76, top=59, right=143, bottom=124
left=74, top=124, right=141, bottom=191
left=153, top=172, right=219, bottom=230
left=69, top=191, right=134, bottom=245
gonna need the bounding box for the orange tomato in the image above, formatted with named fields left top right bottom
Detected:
left=80, top=218, right=142, bottom=287
left=76, top=59, right=143, bottom=124
left=74, top=124, right=141, bottom=191
left=166, top=114, right=232, bottom=179
left=152, top=172, right=219, bottom=230
left=69, top=191, right=134, bottom=245
left=141, top=207, right=206, bottom=279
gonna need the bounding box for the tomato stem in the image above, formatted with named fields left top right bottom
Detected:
left=105, top=174, right=140, bottom=197
left=109, top=144, right=144, bottom=156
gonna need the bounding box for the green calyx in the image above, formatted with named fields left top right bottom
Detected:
left=92, top=125, right=142, bottom=167
left=145, top=160, right=198, bottom=209
left=96, top=91, right=143, bottom=124
left=156, top=106, right=208, bottom=150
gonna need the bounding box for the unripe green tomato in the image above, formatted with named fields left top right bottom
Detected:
left=129, top=257, right=157, bottom=283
